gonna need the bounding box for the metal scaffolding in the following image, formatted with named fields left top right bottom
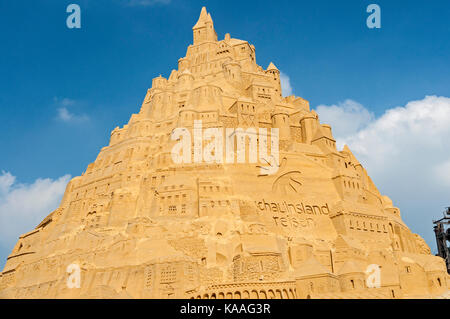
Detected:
left=433, top=207, right=450, bottom=274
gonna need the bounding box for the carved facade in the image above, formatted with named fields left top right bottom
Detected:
left=1, top=7, right=449, bottom=299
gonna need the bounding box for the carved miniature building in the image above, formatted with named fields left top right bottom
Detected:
left=0, top=7, right=449, bottom=299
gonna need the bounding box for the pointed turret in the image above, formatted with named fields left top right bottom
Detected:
left=342, top=145, right=361, bottom=167
left=192, top=7, right=217, bottom=44
left=266, top=62, right=282, bottom=97
left=193, top=7, right=208, bottom=29
left=267, top=62, right=279, bottom=71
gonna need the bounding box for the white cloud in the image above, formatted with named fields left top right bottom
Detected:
left=57, top=107, right=74, bottom=122
left=337, top=96, right=450, bottom=171
left=280, top=71, right=293, bottom=97
left=315, top=95, right=450, bottom=250
left=0, top=172, right=71, bottom=255
left=433, top=159, right=450, bottom=187
left=54, top=97, right=89, bottom=123
left=316, top=99, right=374, bottom=148
left=0, top=172, right=15, bottom=194
left=56, top=107, right=89, bottom=123
left=60, top=98, right=76, bottom=107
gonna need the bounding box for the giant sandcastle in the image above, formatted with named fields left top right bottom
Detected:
left=1, top=7, right=449, bottom=299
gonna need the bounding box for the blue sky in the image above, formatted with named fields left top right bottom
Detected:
left=0, top=0, right=449, bottom=269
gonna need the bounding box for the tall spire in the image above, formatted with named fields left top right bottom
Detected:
left=267, top=62, right=279, bottom=71
left=192, top=7, right=217, bottom=44
left=193, top=7, right=208, bottom=29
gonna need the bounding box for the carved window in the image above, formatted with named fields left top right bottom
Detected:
left=169, top=205, right=177, bottom=214
left=145, top=267, right=153, bottom=289
left=160, top=266, right=177, bottom=284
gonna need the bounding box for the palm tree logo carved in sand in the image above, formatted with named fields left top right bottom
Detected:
left=272, top=171, right=303, bottom=194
